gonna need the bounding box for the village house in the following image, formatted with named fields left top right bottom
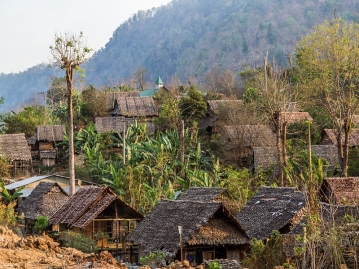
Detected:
left=27, top=125, right=66, bottom=167
left=105, top=91, right=141, bottom=112
left=220, top=124, right=276, bottom=167
left=199, top=99, right=243, bottom=135
left=17, top=182, right=69, bottom=234
left=49, top=186, right=143, bottom=262
left=0, top=133, right=32, bottom=178
left=127, top=187, right=249, bottom=265
left=236, top=186, right=307, bottom=240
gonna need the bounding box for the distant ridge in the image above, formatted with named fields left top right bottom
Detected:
left=1, top=0, right=358, bottom=112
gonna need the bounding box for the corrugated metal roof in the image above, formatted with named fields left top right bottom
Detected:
left=5, top=175, right=51, bottom=190
left=140, top=88, right=157, bottom=97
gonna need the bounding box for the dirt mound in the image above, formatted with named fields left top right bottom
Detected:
left=0, top=226, right=123, bottom=268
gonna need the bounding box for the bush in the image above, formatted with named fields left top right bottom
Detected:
left=59, top=231, right=97, bottom=253
left=34, top=215, right=49, bottom=235
left=140, top=251, right=166, bottom=269
left=208, top=261, right=222, bottom=269
left=0, top=202, right=18, bottom=228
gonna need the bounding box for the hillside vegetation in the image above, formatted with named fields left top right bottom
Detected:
left=1, top=0, right=359, bottom=112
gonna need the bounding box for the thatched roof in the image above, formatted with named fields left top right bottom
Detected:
left=207, top=100, right=243, bottom=116
left=222, top=125, right=276, bottom=147
left=177, top=187, right=224, bottom=202
left=110, top=97, right=158, bottom=117
left=105, top=91, right=141, bottom=111
left=236, top=186, right=306, bottom=240
left=253, top=145, right=339, bottom=170
left=95, top=117, right=135, bottom=133
left=49, top=186, right=143, bottom=228
left=321, top=129, right=359, bottom=146
left=127, top=199, right=248, bottom=259
left=311, top=145, right=338, bottom=166
left=17, top=182, right=69, bottom=220
left=320, top=177, right=359, bottom=205
left=0, top=133, right=31, bottom=162
left=28, top=125, right=66, bottom=145
left=253, top=146, right=278, bottom=169
left=278, top=112, right=313, bottom=125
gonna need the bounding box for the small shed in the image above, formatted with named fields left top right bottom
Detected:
left=277, top=112, right=313, bottom=125
left=49, top=186, right=143, bottom=261
left=95, top=117, right=135, bottom=134
left=319, top=177, right=359, bottom=205
left=17, top=182, right=69, bottom=234
left=27, top=125, right=66, bottom=166
left=0, top=133, right=32, bottom=177
left=236, top=186, right=307, bottom=240
left=128, top=187, right=248, bottom=265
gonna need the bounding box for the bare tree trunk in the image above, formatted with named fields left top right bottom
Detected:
left=276, top=115, right=284, bottom=186
left=336, top=131, right=346, bottom=177
left=66, top=68, right=75, bottom=196
left=343, top=126, right=350, bottom=177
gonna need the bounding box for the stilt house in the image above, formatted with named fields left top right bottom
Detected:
left=49, top=186, right=143, bottom=261
left=127, top=187, right=249, bottom=265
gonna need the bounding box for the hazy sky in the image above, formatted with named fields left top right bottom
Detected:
left=0, top=0, right=171, bottom=74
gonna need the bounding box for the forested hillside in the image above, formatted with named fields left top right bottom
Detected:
left=1, top=0, right=358, bottom=112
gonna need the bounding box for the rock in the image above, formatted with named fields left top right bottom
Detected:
left=183, top=260, right=190, bottom=267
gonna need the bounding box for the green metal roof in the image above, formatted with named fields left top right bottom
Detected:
left=155, top=76, right=163, bottom=85
left=140, top=88, right=157, bottom=97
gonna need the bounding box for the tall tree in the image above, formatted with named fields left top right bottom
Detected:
left=296, top=19, right=359, bottom=177
left=49, top=32, right=92, bottom=195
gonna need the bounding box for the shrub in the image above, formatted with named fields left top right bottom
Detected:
left=34, top=215, right=49, bottom=235
left=0, top=202, right=17, bottom=228
left=59, top=231, right=97, bottom=253
left=208, top=261, right=222, bottom=269
left=140, top=251, right=166, bottom=269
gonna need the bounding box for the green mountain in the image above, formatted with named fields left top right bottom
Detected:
left=1, top=0, right=358, bottom=112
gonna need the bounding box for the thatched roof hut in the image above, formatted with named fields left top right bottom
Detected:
left=236, top=186, right=306, bottom=240
left=206, top=100, right=243, bottom=116
left=110, top=97, right=158, bottom=117
left=321, top=129, right=359, bottom=146
left=27, top=125, right=66, bottom=145
left=177, top=187, right=224, bottom=202
left=18, top=182, right=69, bottom=221
left=222, top=125, right=276, bottom=147
left=278, top=112, right=313, bottom=125
left=320, top=177, right=359, bottom=205
left=127, top=199, right=248, bottom=260
left=0, top=133, right=31, bottom=162
left=95, top=117, right=135, bottom=133
left=49, top=186, right=143, bottom=228
left=105, top=91, right=141, bottom=111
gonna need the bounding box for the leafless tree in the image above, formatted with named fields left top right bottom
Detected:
left=49, top=32, right=92, bottom=195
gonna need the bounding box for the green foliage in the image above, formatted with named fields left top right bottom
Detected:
left=242, top=230, right=289, bottom=269
left=0, top=106, right=46, bottom=138
left=179, top=85, right=207, bottom=127
left=208, top=261, right=222, bottom=269
left=34, top=216, right=49, bottom=234
left=59, top=231, right=97, bottom=253
left=0, top=181, right=24, bottom=203
left=0, top=201, right=18, bottom=228
left=0, top=156, right=10, bottom=179
left=140, top=251, right=166, bottom=269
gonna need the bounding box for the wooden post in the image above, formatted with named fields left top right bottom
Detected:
left=178, top=226, right=183, bottom=261
left=123, top=122, right=126, bottom=165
